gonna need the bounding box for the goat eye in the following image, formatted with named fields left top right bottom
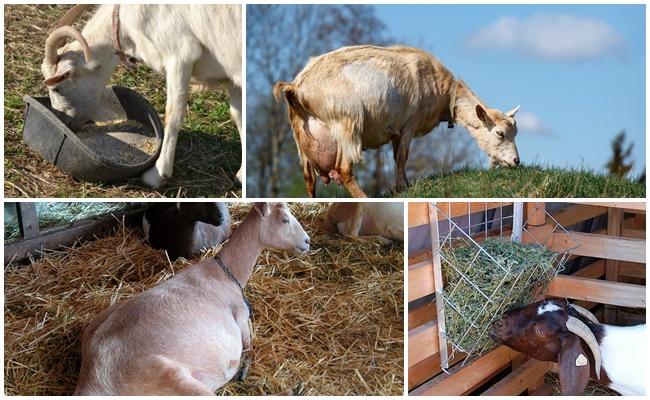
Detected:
left=496, top=131, right=505, bottom=138
left=282, top=218, right=289, bottom=224
left=535, top=328, right=544, bottom=336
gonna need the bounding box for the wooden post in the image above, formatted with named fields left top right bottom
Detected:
left=604, top=207, right=623, bottom=323
left=17, top=203, right=39, bottom=239
left=429, top=202, right=449, bottom=369
left=511, top=202, right=524, bottom=243
left=527, top=202, right=546, bottom=226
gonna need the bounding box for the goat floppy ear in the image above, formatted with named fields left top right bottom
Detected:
left=557, top=333, right=591, bottom=395
left=43, top=68, right=72, bottom=87
left=253, top=202, right=271, bottom=217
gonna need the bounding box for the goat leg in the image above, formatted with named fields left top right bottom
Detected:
left=141, top=60, right=191, bottom=189
left=339, top=160, right=367, bottom=198
left=228, top=85, right=243, bottom=183
left=303, top=161, right=317, bottom=197
left=392, top=130, right=413, bottom=192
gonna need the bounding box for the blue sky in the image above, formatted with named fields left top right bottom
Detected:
left=375, top=4, right=645, bottom=176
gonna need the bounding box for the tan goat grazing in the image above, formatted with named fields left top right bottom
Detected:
left=322, top=202, right=404, bottom=244
left=274, top=45, right=520, bottom=197
left=74, top=203, right=310, bottom=395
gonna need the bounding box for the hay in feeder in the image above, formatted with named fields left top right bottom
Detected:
left=440, top=238, right=559, bottom=358
left=76, top=120, right=158, bottom=165
left=4, top=203, right=403, bottom=395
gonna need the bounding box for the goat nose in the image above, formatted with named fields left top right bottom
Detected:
left=305, top=237, right=310, bottom=245
left=513, top=157, right=520, bottom=166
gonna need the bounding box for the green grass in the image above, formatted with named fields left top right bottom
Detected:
left=387, top=165, right=645, bottom=198
left=4, top=5, right=240, bottom=198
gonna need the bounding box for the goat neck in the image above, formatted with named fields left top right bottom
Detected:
left=214, top=211, right=264, bottom=285
left=451, top=81, right=487, bottom=129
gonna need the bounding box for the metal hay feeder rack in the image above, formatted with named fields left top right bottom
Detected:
left=428, top=202, right=580, bottom=371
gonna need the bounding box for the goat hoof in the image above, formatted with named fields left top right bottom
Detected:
left=237, top=358, right=250, bottom=381
left=141, top=167, right=165, bottom=189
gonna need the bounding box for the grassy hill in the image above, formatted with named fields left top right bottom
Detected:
left=387, top=165, right=645, bottom=198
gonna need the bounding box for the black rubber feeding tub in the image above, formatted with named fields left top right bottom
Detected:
left=23, top=86, right=163, bottom=183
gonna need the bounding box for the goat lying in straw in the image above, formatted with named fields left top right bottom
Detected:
left=75, top=203, right=310, bottom=395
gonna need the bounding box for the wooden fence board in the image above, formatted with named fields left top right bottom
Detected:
left=409, top=260, right=435, bottom=302
left=481, top=359, right=554, bottom=396
left=408, top=321, right=439, bottom=367
left=552, top=232, right=645, bottom=263
left=579, top=202, right=646, bottom=212
left=409, top=202, right=430, bottom=227
left=548, top=275, right=645, bottom=308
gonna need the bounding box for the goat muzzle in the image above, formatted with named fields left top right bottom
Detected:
left=44, top=26, right=93, bottom=66
left=565, top=316, right=602, bottom=380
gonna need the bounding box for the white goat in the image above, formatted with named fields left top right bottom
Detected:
left=274, top=45, right=520, bottom=197
left=322, top=202, right=403, bottom=244
left=41, top=5, right=242, bottom=188
left=75, top=203, right=310, bottom=395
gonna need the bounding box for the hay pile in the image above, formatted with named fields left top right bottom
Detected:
left=441, top=238, right=559, bottom=358
left=4, top=203, right=403, bottom=395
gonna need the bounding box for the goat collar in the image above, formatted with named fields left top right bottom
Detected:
left=448, top=80, right=459, bottom=129
left=112, top=5, right=137, bottom=69
left=214, top=256, right=252, bottom=315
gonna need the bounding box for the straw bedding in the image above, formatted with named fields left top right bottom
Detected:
left=4, top=203, right=403, bottom=395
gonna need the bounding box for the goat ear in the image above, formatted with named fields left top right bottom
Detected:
left=475, top=105, right=493, bottom=127
left=43, top=69, right=72, bottom=87
left=557, top=333, right=591, bottom=395
left=253, top=202, right=271, bottom=217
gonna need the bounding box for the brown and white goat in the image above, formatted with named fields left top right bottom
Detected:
left=491, top=298, right=645, bottom=396
left=74, top=203, right=310, bottom=395
left=143, top=202, right=231, bottom=260
left=41, top=5, right=242, bottom=188
left=274, top=45, right=520, bottom=197
left=322, top=202, right=403, bottom=244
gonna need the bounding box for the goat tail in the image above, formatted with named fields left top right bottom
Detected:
left=273, top=81, right=295, bottom=103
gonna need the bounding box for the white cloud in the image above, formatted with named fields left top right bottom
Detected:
left=516, top=111, right=551, bottom=135
left=464, top=13, right=625, bottom=61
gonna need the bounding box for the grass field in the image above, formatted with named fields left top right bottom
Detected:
left=387, top=165, right=645, bottom=198
left=4, top=5, right=241, bottom=198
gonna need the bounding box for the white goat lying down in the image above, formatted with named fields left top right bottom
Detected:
left=74, top=203, right=310, bottom=395
left=41, top=5, right=242, bottom=187
left=322, top=202, right=403, bottom=244
left=491, top=299, right=646, bottom=396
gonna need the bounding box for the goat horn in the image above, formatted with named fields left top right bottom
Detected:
left=570, top=304, right=600, bottom=325
left=55, top=4, right=95, bottom=28
left=566, top=316, right=601, bottom=380
left=44, top=26, right=93, bottom=66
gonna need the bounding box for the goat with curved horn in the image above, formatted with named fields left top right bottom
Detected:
left=566, top=316, right=602, bottom=379
left=570, top=303, right=600, bottom=325
left=55, top=4, right=95, bottom=28
left=44, top=26, right=93, bottom=66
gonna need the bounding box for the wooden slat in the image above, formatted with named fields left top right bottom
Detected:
left=622, top=228, right=645, bottom=239
left=408, top=352, right=466, bottom=391
left=408, top=321, right=439, bottom=367
left=410, top=346, right=519, bottom=396
left=409, top=260, right=434, bottom=302
left=409, top=202, right=430, bottom=227
left=619, top=262, right=646, bottom=279
left=408, top=250, right=432, bottom=266
left=552, top=231, right=645, bottom=263
left=550, top=204, right=606, bottom=228
left=605, top=208, right=624, bottom=323
left=17, top=203, right=39, bottom=239
left=481, top=359, right=554, bottom=396
left=579, top=202, right=646, bottom=212
left=408, top=294, right=436, bottom=329
left=435, top=202, right=511, bottom=220
left=547, top=275, right=646, bottom=308
left=429, top=203, right=449, bottom=368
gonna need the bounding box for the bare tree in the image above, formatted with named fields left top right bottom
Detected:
left=246, top=5, right=389, bottom=197
left=605, top=131, right=634, bottom=178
